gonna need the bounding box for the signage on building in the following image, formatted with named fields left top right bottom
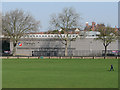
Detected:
left=18, top=42, right=22, bottom=46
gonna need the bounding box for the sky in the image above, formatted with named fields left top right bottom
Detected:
left=2, top=2, right=118, bottom=32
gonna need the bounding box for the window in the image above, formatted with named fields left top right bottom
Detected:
left=69, top=35, right=71, bottom=37
left=51, top=35, right=53, bottom=37
left=48, top=35, right=50, bottom=37
left=80, top=35, right=83, bottom=36
left=27, top=35, right=29, bottom=38
left=24, top=35, right=27, bottom=37
left=36, top=35, right=38, bottom=37
left=33, top=35, right=35, bottom=37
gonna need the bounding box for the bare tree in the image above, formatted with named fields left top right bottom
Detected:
left=96, top=26, right=118, bottom=58
left=50, top=7, right=82, bottom=56
left=2, top=9, right=40, bottom=56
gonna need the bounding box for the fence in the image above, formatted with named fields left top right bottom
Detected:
left=1, top=56, right=120, bottom=59
left=32, top=50, right=120, bottom=57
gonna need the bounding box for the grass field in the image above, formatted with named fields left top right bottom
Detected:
left=2, top=59, right=118, bottom=88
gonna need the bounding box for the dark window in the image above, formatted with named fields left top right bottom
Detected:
left=36, top=35, right=38, bottom=37
left=33, top=35, right=35, bottom=37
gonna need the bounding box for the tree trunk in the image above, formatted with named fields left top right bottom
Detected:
left=12, top=42, right=17, bottom=56
left=65, top=41, right=68, bottom=56
left=104, top=46, right=107, bottom=59
left=12, top=46, right=16, bottom=56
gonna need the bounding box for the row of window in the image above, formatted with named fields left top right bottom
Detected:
left=22, top=34, right=99, bottom=38
left=23, top=34, right=78, bottom=38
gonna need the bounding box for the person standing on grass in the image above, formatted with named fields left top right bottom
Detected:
left=110, top=64, right=114, bottom=71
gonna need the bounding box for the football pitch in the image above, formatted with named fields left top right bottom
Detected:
left=2, top=58, right=118, bottom=88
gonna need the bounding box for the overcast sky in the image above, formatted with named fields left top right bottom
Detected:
left=2, top=2, right=118, bottom=32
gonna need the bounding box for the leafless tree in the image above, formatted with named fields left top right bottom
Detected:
left=96, top=25, right=118, bottom=58
left=50, top=7, right=82, bottom=56
left=2, top=9, right=40, bottom=56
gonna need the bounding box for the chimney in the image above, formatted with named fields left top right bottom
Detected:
left=115, top=26, right=118, bottom=31
left=86, top=22, right=89, bottom=27
left=92, top=22, right=95, bottom=26
left=92, top=22, right=95, bottom=31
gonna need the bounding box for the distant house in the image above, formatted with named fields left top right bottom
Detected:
left=48, top=28, right=80, bottom=34
left=84, top=22, right=105, bottom=31
left=84, top=22, right=118, bottom=32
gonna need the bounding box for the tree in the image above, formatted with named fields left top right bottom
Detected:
left=50, top=7, right=81, bottom=56
left=96, top=26, right=118, bottom=58
left=2, top=9, right=40, bottom=56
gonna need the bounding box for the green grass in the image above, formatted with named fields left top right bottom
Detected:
left=2, top=59, right=118, bottom=88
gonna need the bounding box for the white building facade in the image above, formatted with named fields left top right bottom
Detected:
left=9, top=31, right=119, bottom=56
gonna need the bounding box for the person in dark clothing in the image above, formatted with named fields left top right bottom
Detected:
left=110, top=64, right=114, bottom=71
